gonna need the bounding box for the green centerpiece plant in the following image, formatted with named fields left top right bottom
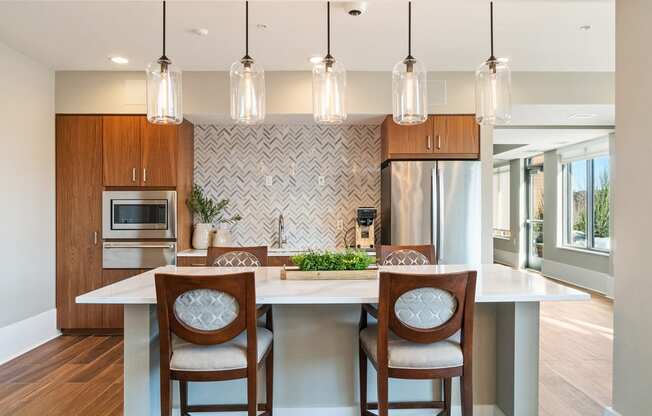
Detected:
left=291, top=249, right=374, bottom=271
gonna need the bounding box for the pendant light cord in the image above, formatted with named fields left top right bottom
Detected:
left=408, top=1, right=412, bottom=58
left=490, top=1, right=495, bottom=59
left=327, top=1, right=331, bottom=57
left=245, top=1, right=249, bottom=57
left=162, top=1, right=166, bottom=58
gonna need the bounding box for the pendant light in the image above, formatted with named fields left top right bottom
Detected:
left=230, top=1, right=265, bottom=124
left=146, top=1, right=183, bottom=125
left=312, top=1, right=347, bottom=124
left=392, top=1, right=428, bottom=126
left=475, top=1, right=511, bottom=125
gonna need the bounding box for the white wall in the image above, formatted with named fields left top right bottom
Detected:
left=611, top=0, right=652, bottom=414
left=0, top=42, right=57, bottom=362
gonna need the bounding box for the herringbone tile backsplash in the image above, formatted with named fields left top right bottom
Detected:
left=194, top=124, right=381, bottom=249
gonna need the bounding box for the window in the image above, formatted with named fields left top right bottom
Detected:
left=493, top=165, right=511, bottom=239
left=562, top=146, right=611, bottom=252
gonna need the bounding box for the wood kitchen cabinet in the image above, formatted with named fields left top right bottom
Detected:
left=56, top=115, right=104, bottom=331
left=103, top=115, right=142, bottom=186
left=381, top=114, right=480, bottom=162
left=57, top=114, right=194, bottom=332
left=102, top=269, right=146, bottom=329
left=102, top=116, right=192, bottom=188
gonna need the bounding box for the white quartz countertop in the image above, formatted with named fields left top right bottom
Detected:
left=177, top=248, right=376, bottom=257
left=77, top=264, right=589, bottom=305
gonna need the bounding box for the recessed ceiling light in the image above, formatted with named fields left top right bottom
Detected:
left=309, top=56, right=323, bottom=64
left=569, top=113, right=597, bottom=120
left=189, top=28, right=209, bottom=36
left=579, top=25, right=592, bottom=31
left=108, top=56, right=129, bottom=64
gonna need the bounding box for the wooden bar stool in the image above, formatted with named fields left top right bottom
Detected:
left=207, top=246, right=269, bottom=267
left=379, top=245, right=436, bottom=265
left=155, top=272, right=274, bottom=416
left=359, top=271, right=476, bottom=416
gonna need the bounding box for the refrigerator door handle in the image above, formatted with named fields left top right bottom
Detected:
left=436, top=166, right=443, bottom=264
left=432, top=166, right=440, bottom=263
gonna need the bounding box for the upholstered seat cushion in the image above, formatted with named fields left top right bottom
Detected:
left=170, top=327, right=273, bottom=371
left=360, top=325, right=463, bottom=370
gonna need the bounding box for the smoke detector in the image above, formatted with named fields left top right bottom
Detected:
left=341, top=2, right=368, bottom=17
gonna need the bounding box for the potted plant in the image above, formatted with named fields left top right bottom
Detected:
left=285, top=250, right=376, bottom=280
left=187, top=185, right=242, bottom=249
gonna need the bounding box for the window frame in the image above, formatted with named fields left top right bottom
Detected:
left=493, top=165, right=511, bottom=240
left=562, top=157, right=610, bottom=253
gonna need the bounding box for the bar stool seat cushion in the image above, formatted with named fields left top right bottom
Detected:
left=360, top=325, right=462, bottom=370
left=170, top=327, right=273, bottom=371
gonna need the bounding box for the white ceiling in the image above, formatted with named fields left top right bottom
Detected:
left=0, top=0, right=615, bottom=71
left=493, top=127, right=613, bottom=162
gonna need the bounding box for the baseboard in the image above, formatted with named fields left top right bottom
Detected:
left=172, top=404, right=504, bottom=416
left=541, top=259, right=614, bottom=297
left=493, top=249, right=518, bottom=267
left=0, top=308, right=60, bottom=365
left=603, top=406, right=622, bottom=416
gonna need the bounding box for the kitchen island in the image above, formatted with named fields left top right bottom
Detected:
left=77, top=264, right=588, bottom=416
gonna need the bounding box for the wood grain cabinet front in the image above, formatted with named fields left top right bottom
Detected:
left=141, top=119, right=178, bottom=187
left=56, top=115, right=104, bottom=331
left=101, top=269, right=147, bottom=329
left=381, top=114, right=480, bottom=162
left=102, top=115, right=142, bottom=186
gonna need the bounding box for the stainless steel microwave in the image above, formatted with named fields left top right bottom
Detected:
left=102, top=190, right=176, bottom=239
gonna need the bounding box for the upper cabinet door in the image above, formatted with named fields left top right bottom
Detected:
left=141, top=120, right=178, bottom=187
left=382, top=116, right=432, bottom=158
left=102, top=115, right=142, bottom=186
left=430, top=115, right=480, bottom=158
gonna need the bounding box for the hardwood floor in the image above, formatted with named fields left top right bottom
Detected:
left=0, top=335, right=123, bottom=416
left=539, top=293, right=613, bottom=416
left=0, top=295, right=612, bottom=415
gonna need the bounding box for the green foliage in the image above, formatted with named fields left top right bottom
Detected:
left=186, top=185, right=242, bottom=225
left=573, top=209, right=586, bottom=233
left=291, top=250, right=374, bottom=271
left=594, top=172, right=610, bottom=238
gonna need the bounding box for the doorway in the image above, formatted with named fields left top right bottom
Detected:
left=526, top=155, right=544, bottom=270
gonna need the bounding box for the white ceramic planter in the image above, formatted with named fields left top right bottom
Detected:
left=192, top=223, right=213, bottom=249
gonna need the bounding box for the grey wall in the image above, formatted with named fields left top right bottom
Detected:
left=494, top=159, right=524, bottom=260
left=493, top=149, right=612, bottom=294
left=194, top=124, right=380, bottom=249
left=612, top=1, right=652, bottom=413
left=0, top=42, right=55, bottom=327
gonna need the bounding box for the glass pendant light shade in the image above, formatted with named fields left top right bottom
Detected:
left=475, top=1, right=512, bottom=125
left=475, top=58, right=511, bottom=125
left=146, top=58, right=183, bottom=125
left=230, top=1, right=265, bottom=124
left=313, top=58, right=347, bottom=124
left=392, top=57, right=428, bottom=125
left=230, top=59, right=265, bottom=124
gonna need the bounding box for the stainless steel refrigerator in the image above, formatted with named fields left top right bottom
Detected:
left=381, top=160, right=482, bottom=265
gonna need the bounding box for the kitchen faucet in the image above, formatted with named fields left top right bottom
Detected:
left=278, top=214, right=287, bottom=249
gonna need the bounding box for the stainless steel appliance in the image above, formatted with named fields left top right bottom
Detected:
left=102, top=190, right=177, bottom=240
left=103, top=241, right=176, bottom=269
left=381, top=160, right=481, bottom=264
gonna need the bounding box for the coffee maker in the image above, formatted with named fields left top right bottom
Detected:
left=355, top=207, right=377, bottom=249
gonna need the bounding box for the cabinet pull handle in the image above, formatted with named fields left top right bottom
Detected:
left=143, top=168, right=147, bottom=183
left=427, top=135, right=432, bottom=150
left=132, top=168, right=137, bottom=182
left=437, top=135, right=442, bottom=150
left=93, top=232, right=98, bottom=245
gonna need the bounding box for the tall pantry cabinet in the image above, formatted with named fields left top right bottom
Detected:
left=56, top=115, right=194, bottom=332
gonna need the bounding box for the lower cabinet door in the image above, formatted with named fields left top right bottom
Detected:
left=101, top=269, right=145, bottom=329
